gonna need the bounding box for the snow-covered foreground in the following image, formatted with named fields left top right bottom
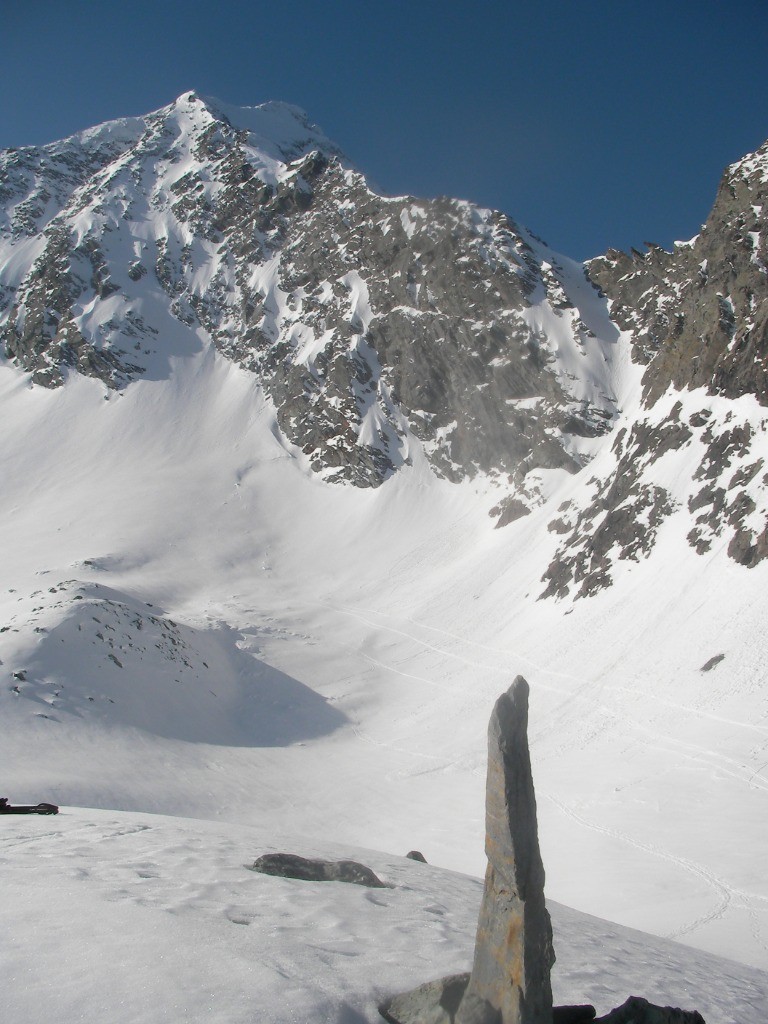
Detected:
left=2, top=808, right=765, bottom=1024
left=1, top=351, right=767, bottom=980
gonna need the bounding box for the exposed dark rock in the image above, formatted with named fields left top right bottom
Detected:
left=568, top=140, right=768, bottom=581
left=700, top=654, right=725, bottom=672
left=553, top=1008, right=596, bottom=1024
left=250, top=852, right=388, bottom=888
left=492, top=497, right=532, bottom=528
left=727, top=522, right=768, bottom=567
left=547, top=517, right=570, bottom=535
left=406, top=850, right=428, bottom=863
left=588, top=140, right=768, bottom=410
left=381, top=979, right=595, bottom=1024
left=594, top=996, right=705, bottom=1024
left=541, top=480, right=674, bottom=600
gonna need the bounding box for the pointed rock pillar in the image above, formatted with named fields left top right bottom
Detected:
left=456, top=677, right=555, bottom=1024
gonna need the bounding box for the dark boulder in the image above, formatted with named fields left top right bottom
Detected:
left=250, top=852, right=388, bottom=888
left=595, top=997, right=705, bottom=1024
left=554, top=1007, right=596, bottom=1024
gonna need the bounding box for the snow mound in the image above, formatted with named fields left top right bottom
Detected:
left=2, top=579, right=346, bottom=746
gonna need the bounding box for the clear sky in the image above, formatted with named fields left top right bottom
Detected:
left=3, top=1, right=767, bottom=260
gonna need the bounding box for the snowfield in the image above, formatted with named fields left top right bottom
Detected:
left=1, top=348, right=767, bottom=1001
left=2, top=809, right=766, bottom=1024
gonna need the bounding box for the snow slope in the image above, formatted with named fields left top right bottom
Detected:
left=2, top=809, right=766, bottom=1024
left=1, top=345, right=767, bottom=982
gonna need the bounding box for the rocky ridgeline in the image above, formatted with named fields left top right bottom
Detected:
left=0, top=92, right=617, bottom=494
left=542, top=140, right=768, bottom=596
left=588, top=139, right=768, bottom=405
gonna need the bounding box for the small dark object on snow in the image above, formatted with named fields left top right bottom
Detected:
left=0, top=797, right=59, bottom=815
left=700, top=653, right=725, bottom=672
left=594, top=996, right=705, bottom=1024
left=554, top=1006, right=596, bottom=1024
left=406, top=850, right=428, bottom=863
left=251, top=852, right=388, bottom=888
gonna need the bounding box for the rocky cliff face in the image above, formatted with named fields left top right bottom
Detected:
left=589, top=139, right=768, bottom=406
left=0, top=92, right=618, bottom=498
left=543, top=141, right=768, bottom=596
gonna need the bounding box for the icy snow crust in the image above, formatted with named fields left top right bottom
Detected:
left=1, top=96, right=767, bottom=1016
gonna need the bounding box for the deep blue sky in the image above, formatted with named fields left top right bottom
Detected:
left=3, top=1, right=767, bottom=259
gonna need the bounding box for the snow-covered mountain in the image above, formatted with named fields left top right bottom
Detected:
left=545, top=139, right=768, bottom=596
left=1, top=93, right=767, bottom=1008
left=0, top=91, right=620, bottom=497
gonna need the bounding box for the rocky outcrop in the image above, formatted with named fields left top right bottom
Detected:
left=382, top=678, right=554, bottom=1024
left=380, top=973, right=471, bottom=1024
left=546, top=140, right=768, bottom=589
left=455, top=677, right=554, bottom=1024
left=250, top=852, right=388, bottom=888
left=588, top=140, right=768, bottom=409
left=593, top=997, right=705, bottom=1024
left=545, top=136, right=768, bottom=596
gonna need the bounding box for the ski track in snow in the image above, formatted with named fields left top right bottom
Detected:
left=545, top=793, right=768, bottom=954
left=346, top=606, right=767, bottom=736
left=325, top=600, right=768, bottom=961
left=332, top=603, right=768, bottom=794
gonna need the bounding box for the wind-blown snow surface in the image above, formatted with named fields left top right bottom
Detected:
left=1, top=341, right=767, bottom=992
left=2, top=809, right=766, bottom=1024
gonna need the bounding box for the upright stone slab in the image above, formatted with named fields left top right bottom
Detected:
left=456, top=677, right=555, bottom=1024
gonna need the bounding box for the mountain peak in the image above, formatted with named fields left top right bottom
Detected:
left=729, top=135, right=768, bottom=186
left=165, top=90, right=344, bottom=166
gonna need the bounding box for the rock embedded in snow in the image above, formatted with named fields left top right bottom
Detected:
left=455, top=676, right=554, bottom=1024
left=593, top=996, right=705, bottom=1024
left=405, top=850, right=428, bottom=863
left=380, top=973, right=470, bottom=1024
left=383, top=678, right=554, bottom=1024
left=250, top=852, right=388, bottom=888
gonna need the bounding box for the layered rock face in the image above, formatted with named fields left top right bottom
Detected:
left=456, top=677, right=554, bottom=1024
left=0, top=91, right=618, bottom=496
